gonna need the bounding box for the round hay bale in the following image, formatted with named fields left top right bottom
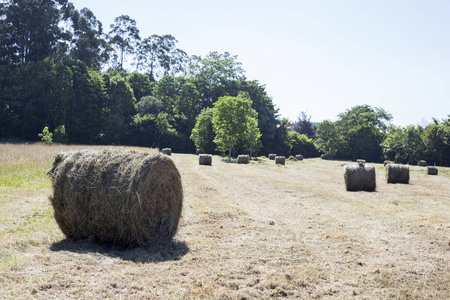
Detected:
left=386, top=163, right=410, bottom=184
left=199, top=154, right=212, bottom=165
left=384, top=160, right=393, bottom=166
left=237, top=155, right=249, bottom=164
left=427, top=166, right=438, bottom=175
left=357, top=159, right=365, bottom=166
left=268, top=154, right=276, bottom=160
left=196, top=149, right=205, bottom=155
left=162, top=148, right=172, bottom=155
left=295, top=154, right=304, bottom=161
left=417, top=160, right=427, bottom=167
left=321, top=154, right=328, bottom=160
left=275, top=156, right=285, bottom=165
left=344, top=164, right=376, bottom=192
left=49, top=150, right=183, bottom=247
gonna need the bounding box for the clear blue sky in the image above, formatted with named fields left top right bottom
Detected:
left=70, top=0, right=450, bottom=126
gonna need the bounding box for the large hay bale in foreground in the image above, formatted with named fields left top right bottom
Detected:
left=295, top=154, right=304, bottom=161
left=417, top=160, right=427, bottom=167
left=162, top=148, right=172, bottom=155
left=196, top=149, right=205, bottom=155
left=344, top=164, right=376, bottom=192
left=49, top=150, right=183, bottom=247
left=386, top=163, right=409, bottom=184
left=427, top=166, right=438, bottom=175
left=268, top=154, right=276, bottom=160
left=199, top=154, right=212, bottom=165
left=275, top=156, right=285, bottom=165
left=237, top=155, right=249, bottom=164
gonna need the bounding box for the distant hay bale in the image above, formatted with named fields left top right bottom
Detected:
left=384, top=160, right=393, bottom=166
left=321, top=154, right=328, bottom=160
left=417, top=160, right=427, bottom=167
left=199, top=154, right=212, bottom=165
left=275, top=156, right=285, bottom=165
left=49, top=150, right=183, bottom=247
left=237, top=155, right=249, bottom=164
left=295, top=154, right=304, bottom=161
left=268, top=154, right=276, bottom=160
left=344, top=164, right=376, bottom=192
left=386, top=163, right=410, bottom=184
left=357, top=159, right=365, bottom=166
left=196, top=149, right=205, bottom=155
left=162, top=148, right=172, bottom=155
left=427, top=166, right=438, bottom=175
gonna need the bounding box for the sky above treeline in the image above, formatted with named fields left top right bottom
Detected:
left=69, top=0, right=450, bottom=126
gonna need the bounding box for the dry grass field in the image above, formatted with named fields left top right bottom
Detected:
left=0, top=143, right=449, bottom=299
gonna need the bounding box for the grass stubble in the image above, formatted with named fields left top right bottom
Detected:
left=0, top=143, right=449, bottom=298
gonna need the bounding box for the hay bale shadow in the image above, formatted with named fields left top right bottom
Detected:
left=50, top=239, right=189, bottom=263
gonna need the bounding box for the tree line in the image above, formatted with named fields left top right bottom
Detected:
left=0, top=1, right=448, bottom=166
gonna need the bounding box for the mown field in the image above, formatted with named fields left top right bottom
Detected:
left=0, top=143, right=449, bottom=299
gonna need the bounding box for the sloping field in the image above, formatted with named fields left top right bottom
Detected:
left=0, top=144, right=449, bottom=299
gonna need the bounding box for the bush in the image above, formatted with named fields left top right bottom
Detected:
left=38, top=127, right=53, bottom=144
left=287, top=132, right=318, bottom=157
left=53, top=125, right=67, bottom=144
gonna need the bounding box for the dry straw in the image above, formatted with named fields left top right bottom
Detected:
left=295, top=154, right=304, bottom=161
left=275, top=156, right=285, bottom=165
left=268, top=154, right=276, bottom=160
left=386, top=163, right=410, bottom=184
left=427, top=166, right=438, bottom=175
left=49, top=149, right=183, bottom=247
left=417, top=160, right=427, bottom=167
left=196, top=149, right=205, bottom=155
left=199, top=154, right=212, bottom=165
left=344, top=164, right=376, bottom=192
left=237, top=155, right=249, bottom=164
left=162, top=148, right=172, bottom=155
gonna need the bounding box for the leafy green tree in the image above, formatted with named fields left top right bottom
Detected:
left=230, top=80, right=279, bottom=155
left=127, top=72, right=153, bottom=102
left=130, top=111, right=178, bottom=149
left=152, top=75, right=200, bottom=151
left=0, top=58, right=72, bottom=140
left=0, top=0, right=69, bottom=65
left=190, top=107, right=215, bottom=154
left=212, top=94, right=260, bottom=158
left=108, top=15, right=140, bottom=70
left=152, top=75, right=177, bottom=112
left=187, top=51, right=245, bottom=108
left=135, top=95, right=163, bottom=116
left=422, top=117, right=450, bottom=166
left=66, top=60, right=106, bottom=144
left=383, top=125, right=425, bottom=164
left=102, top=71, right=136, bottom=143
left=315, top=120, right=342, bottom=157
left=38, top=126, right=53, bottom=144
left=135, top=34, right=188, bottom=80
left=68, top=7, right=109, bottom=69
left=244, top=116, right=262, bottom=158
left=287, top=131, right=318, bottom=157
left=316, top=105, right=392, bottom=161
left=135, top=35, right=161, bottom=80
